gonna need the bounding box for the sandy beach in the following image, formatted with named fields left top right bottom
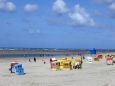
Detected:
left=0, top=57, right=115, bottom=86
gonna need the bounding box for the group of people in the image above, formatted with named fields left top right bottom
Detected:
left=29, top=57, right=36, bottom=62
left=29, top=57, right=46, bottom=64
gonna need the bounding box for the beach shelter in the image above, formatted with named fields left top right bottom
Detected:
left=50, top=61, right=56, bottom=70
left=9, top=62, right=18, bottom=73
left=59, top=59, right=72, bottom=70
left=89, top=48, right=96, bottom=55
left=50, top=58, right=59, bottom=70
left=94, top=57, right=99, bottom=61
left=73, top=58, right=82, bottom=69
left=96, top=54, right=102, bottom=59
left=50, top=58, right=57, bottom=62
left=14, top=64, right=25, bottom=75
left=113, top=57, right=115, bottom=63
left=106, top=57, right=113, bottom=65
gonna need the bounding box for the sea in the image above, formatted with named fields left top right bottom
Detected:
left=0, top=48, right=115, bottom=58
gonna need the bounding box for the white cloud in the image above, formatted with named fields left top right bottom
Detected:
left=68, top=5, right=95, bottom=27
left=24, top=4, right=38, bottom=12
left=108, top=2, right=115, bottom=18
left=5, top=2, right=16, bottom=11
left=110, top=2, right=115, bottom=10
left=52, top=0, right=68, bottom=14
left=52, top=1, right=96, bottom=27
left=0, top=0, right=16, bottom=12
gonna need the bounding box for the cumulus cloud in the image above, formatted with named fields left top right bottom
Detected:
left=52, top=0, right=68, bottom=14
left=68, top=5, right=95, bottom=27
left=24, top=4, right=38, bottom=12
left=52, top=0, right=96, bottom=27
left=108, top=2, right=115, bottom=18
left=0, top=0, right=16, bottom=12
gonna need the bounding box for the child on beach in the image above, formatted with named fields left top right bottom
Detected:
left=42, top=59, right=46, bottom=64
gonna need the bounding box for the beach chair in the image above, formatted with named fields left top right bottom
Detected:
left=106, top=57, right=113, bottom=65
left=63, top=61, right=72, bottom=70
left=96, top=54, right=102, bottom=59
left=73, top=58, right=82, bottom=69
left=59, top=58, right=72, bottom=70
left=50, top=58, right=59, bottom=71
left=67, top=57, right=72, bottom=62
left=14, top=64, right=25, bottom=75
left=9, top=62, right=18, bottom=73
left=59, top=59, right=65, bottom=70
left=86, top=56, right=93, bottom=63
left=94, top=57, right=99, bottom=61
left=113, top=56, right=115, bottom=63
left=50, top=61, right=57, bottom=70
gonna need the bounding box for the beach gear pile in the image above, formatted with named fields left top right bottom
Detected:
left=9, top=62, right=25, bottom=75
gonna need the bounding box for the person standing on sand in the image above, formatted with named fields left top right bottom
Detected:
left=83, top=56, right=85, bottom=60
left=29, top=58, right=31, bottom=62
left=50, top=58, right=52, bottom=63
left=34, top=57, right=36, bottom=62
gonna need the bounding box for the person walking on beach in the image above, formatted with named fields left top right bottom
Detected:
left=83, top=56, right=85, bottom=59
left=10, top=66, right=13, bottom=73
left=34, top=57, right=36, bottom=62
left=29, top=58, right=31, bottom=62
left=44, top=61, right=46, bottom=64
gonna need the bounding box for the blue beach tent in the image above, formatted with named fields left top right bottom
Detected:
left=89, top=48, right=96, bottom=55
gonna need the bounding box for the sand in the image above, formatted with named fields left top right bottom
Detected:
left=0, top=57, right=115, bottom=86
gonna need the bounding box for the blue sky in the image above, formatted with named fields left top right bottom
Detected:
left=0, top=0, right=115, bottom=49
